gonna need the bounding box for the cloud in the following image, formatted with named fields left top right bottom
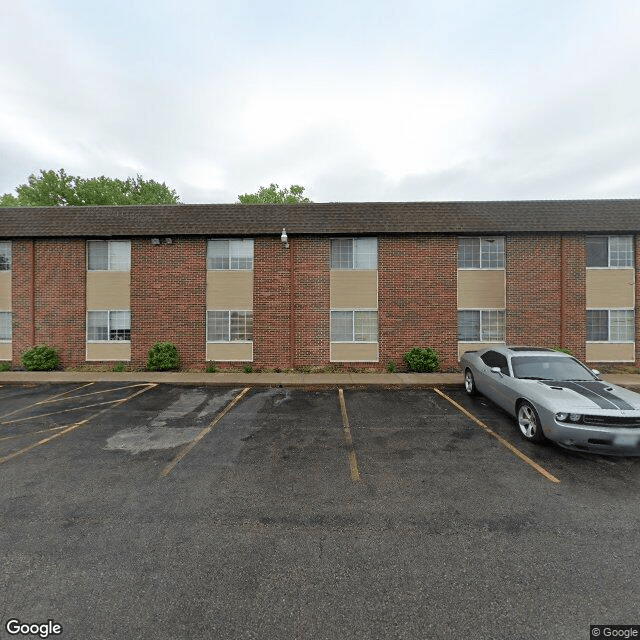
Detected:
left=2, top=0, right=640, bottom=202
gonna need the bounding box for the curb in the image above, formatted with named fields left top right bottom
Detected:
left=0, top=371, right=464, bottom=387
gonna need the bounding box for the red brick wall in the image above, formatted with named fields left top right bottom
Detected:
left=130, top=237, right=206, bottom=369
left=293, top=237, right=330, bottom=366
left=505, top=234, right=586, bottom=360
left=11, top=240, right=35, bottom=366
left=560, top=235, right=586, bottom=362
left=12, top=238, right=86, bottom=367
left=253, top=236, right=330, bottom=369
left=379, top=235, right=458, bottom=371
left=4, top=232, right=601, bottom=371
left=506, top=235, right=562, bottom=349
left=253, top=237, right=292, bottom=369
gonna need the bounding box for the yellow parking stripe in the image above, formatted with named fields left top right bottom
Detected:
left=338, top=388, right=361, bottom=482
left=31, top=383, right=152, bottom=406
left=0, top=382, right=96, bottom=421
left=0, top=425, right=69, bottom=442
left=0, top=384, right=157, bottom=465
left=1, top=397, right=148, bottom=426
left=161, top=387, right=252, bottom=478
left=434, top=388, right=561, bottom=485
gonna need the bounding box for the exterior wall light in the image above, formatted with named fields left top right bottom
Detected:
left=164, top=238, right=173, bottom=245
left=151, top=238, right=161, bottom=245
left=281, top=228, right=289, bottom=249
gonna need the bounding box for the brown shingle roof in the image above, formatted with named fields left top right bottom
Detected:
left=1, top=200, right=640, bottom=237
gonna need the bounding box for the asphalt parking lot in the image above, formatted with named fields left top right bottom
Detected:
left=1, top=382, right=640, bottom=639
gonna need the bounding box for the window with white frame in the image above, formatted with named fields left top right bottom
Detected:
left=458, top=310, right=505, bottom=342
left=587, top=309, right=635, bottom=342
left=207, top=240, right=253, bottom=270
left=330, top=238, right=377, bottom=269
left=0, top=242, right=11, bottom=271
left=207, top=311, right=253, bottom=342
left=586, top=236, right=633, bottom=268
left=87, top=240, right=131, bottom=271
left=458, top=237, right=505, bottom=269
left=0, top=312, right=11, bottom=341
left=330, top=311, right=378, bottom=342
left=87, top=311, right=131, bottom=341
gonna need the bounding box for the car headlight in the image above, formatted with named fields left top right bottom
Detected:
left=556, top=413, right=583, bottom=423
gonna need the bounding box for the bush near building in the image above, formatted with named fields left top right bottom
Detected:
left=403, top=347, right=439, bottom=372
left=147, top=342, right=180, bottom=371
left=21, top=346, right=60, bottom=371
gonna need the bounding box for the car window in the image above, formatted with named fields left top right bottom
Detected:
left=511, top=356, right=596, bottom=381
left=480, top=351, right=510, bottom=375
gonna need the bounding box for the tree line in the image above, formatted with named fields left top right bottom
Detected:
left=0, top=169, right=311, bottom=206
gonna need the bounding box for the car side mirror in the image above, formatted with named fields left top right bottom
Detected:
left=591, top=369, right=600, bottom=378
left=490, top=366, right=503, bottom=376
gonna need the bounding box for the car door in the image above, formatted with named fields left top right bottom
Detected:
left=480, top=350, right=514, bottom=412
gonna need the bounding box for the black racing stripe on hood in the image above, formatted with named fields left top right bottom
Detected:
left=540, top=381, right=634, bottom=410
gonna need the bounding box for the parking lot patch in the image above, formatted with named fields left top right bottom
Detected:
left=161, top=386, right=252, bottom=477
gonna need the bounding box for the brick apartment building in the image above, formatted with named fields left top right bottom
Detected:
left=0, top=200, right=639, bottom=371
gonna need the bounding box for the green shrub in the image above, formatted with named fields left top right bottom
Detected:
left=113, top=362, right=126, bottom=372
left=386, top=361, right=396, bottom=373
left=243, top=365, right=253, bottom=373
left=147, top=341, right=179, bottom=371
left=553, top=347, right=572, bottom=355
left=403, top=347, right=439, bottom=373
left=21, top=345, right=60, bottom=371
left=0, top=362, right=10, bottom=372
left=206, top=363, right=218, bottom=373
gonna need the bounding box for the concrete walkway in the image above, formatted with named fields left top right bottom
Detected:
left=1, top=370, right=639, bottom=388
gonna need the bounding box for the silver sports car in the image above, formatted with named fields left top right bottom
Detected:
left=459, top=346, right=640, bottom=455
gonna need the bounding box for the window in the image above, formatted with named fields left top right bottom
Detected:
left=87, top=311, right=131, bottom=341
left=207, top=240, right=253, bottom=270
left=330, top=311, right=378, bottom=342
left=587, top=310, right=634, bottom=342
left=87, top=241, right=131, bottom=271
left=0, top=312, right=11, bottom=341
left=207, top=311, right=253, bottom=341
left=458, top=237, right=505, bottom=269
left=0, top=242, right=11, bottom=271
left=586, top=236, right=633, bottom=267
left=331, top=238, right=377, bottom=269
left=480, top=350, right=509, bottom=374
left=458, top=310, right=505, bottom=342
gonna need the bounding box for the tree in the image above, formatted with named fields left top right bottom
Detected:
left=0, top=169, right=180, bottom=206
left=237, top=183, right=311, bottom=204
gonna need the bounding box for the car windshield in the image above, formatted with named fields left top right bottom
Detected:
left=511, top=355, right=596, bottom=381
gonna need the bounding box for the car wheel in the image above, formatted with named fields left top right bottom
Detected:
left=517, top=401, right=545, bottom=443
left=464, top=369, right=478, bottom=396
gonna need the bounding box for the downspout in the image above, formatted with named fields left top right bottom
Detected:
left=289, top=237, right=295, bottom=368
left=30, top=238, right=35, bottom=346
left=560, top=235, right=565, bottom=349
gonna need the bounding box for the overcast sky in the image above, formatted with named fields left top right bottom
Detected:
left=1, top=0, right=639, bottom=204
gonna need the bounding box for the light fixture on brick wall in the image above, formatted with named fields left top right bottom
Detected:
left=151, top=238, right=160, bottom=245
left=281, top=228, right=289, bottom=249
left=164, top=238, right=173, bottom=245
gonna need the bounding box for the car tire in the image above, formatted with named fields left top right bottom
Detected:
left=516, top=401, right=545, bottom=443
left=464, top=369, right=478, bottom=396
